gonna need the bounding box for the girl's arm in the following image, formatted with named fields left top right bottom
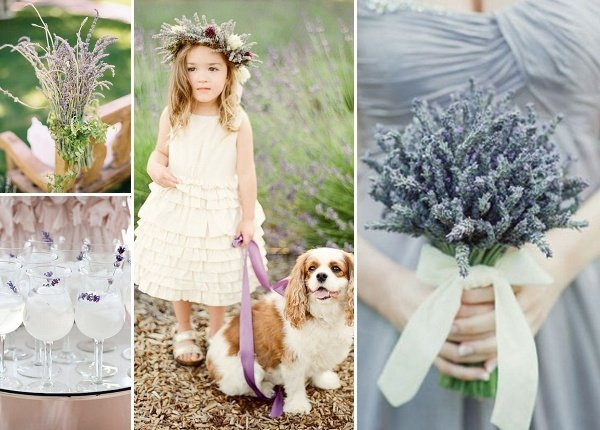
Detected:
left=235, top=112, right=257, bottom=246
left=146, top=108, right=180, bottom=188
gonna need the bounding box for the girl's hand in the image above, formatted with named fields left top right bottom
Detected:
left=148, top=162, right=180, bottom=188
left=236, top=219, right=254, bottom=247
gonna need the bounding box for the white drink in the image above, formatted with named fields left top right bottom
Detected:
left=75, top=292, right=125, bottom=341
left=24, top=287, right=74, bottom=342
left=0, top=293, right=24, bottom=334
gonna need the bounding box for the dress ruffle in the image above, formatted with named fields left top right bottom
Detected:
left=134, top=181, right=268, bottom=306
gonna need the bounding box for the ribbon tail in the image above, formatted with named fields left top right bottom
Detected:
left=378, top=280, right=463, bottom=406
left=491, top=279, right=539, bottom=430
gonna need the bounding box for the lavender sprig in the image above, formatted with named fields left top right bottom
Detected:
left=42, top=271, right=60, bottom=287
left=7, top=281, right=18, bottom=294
left=41, top=231, right=53, bottom=245
left=114, top=245, right=126, bottom=268
left=79, top=292, right=101, bottom=302
left=363, top=80, right=588, bottom=277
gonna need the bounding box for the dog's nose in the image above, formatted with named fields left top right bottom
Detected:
left=316, top=273, right=328, bottom=283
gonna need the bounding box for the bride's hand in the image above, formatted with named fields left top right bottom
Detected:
left=434, top=286, right=497, bottom=381
left=435, top=283, right=563, bottom=381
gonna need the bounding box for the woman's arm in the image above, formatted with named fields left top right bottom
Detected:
left=357, top=235, right=434, bottom=330
left=235, top=112, right=256, bottom=246
left=146, top=108, right=180, bottom=188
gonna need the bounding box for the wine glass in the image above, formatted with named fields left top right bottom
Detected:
left=76, top=241, right=123, bottom=355
left=23, top=233, right=62, bottom=255
left=75, top=261, right=125, bottom=391
left=16, top=251, right=61, bottom=379
left=53, top=248, right=86, bottom=365
left=81, top=241, right=121, bottom=264
left=120, top=252, right=131, bottom=361
left=22, top=266, right=74, bottom=392
left=0, top=260, right=25, bottom=389
left=0, top=245, right=31, bottom=363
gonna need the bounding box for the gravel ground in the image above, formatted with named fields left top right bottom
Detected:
left=134, top=256, right=354, bottom=430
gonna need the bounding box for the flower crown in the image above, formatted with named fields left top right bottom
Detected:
left=154, top=14, right=258, bottom=83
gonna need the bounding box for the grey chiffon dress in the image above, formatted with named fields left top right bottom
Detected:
left=357, top=0, right=600, bottom=428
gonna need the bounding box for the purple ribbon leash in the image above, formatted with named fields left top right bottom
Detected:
left=233, top=236, right=287, bottom=417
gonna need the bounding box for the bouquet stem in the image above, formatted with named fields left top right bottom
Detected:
left=436, top=243, right=507, bottom=398
left=440, top=367, right=498, bottom=398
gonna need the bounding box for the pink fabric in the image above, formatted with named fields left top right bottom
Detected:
left=0, top=391, right=131, bottom=430
left=0, top=197, right=130, bottom=249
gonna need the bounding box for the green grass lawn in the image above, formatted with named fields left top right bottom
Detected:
left=0, top=6, right=131, bottom=191
left=134, top=0, right=354, bottom=251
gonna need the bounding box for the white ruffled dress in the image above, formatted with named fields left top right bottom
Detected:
left=134, top=112, right=267, bottom=306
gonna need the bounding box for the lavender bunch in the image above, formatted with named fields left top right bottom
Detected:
left=0, top=6, right=116, bottom=186
left=363, top=81, right=588, bottom=277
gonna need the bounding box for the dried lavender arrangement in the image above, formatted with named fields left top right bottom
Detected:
left=363, top=81, right=588, bottom=398
left=0, top=6, right=116, bottom=191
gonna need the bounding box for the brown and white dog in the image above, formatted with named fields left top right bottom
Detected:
left=206, top=248, right=354, bottom=414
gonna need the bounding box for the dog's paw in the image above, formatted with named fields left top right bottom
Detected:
left=260, top=381, right=275, bottom=398
left=311, top=371, right=341, bottom=390
left=283, top=397, right=311, bottom=414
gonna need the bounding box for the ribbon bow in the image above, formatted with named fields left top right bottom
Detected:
left=378, top=244, right=553, bottom=430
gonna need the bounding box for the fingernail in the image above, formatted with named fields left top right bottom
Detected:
left=450, top=324, right=459, bottom=334
left=479, top=372, right=490, bottom=381
left=458, top=345, right=474, bottom=356
left=485, top=360, right=497, bottom=374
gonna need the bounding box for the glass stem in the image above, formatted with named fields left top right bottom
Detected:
left=0, top=334, right=5, bottom=378
left=94, top=339, right=103, bottom=384
left=43, top=341, right=53, bottom=386
left=35, top=339, right=43, bottom=365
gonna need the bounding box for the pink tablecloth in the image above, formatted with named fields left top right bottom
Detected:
left=0, top=196, right=130, bottom=249
left=0, top=390, right=130, bottom=430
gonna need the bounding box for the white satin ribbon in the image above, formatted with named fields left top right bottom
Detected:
left=378, top=244, right=553, bottom=430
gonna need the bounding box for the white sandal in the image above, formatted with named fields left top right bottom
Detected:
left=173, top=330, right=203, bottom=366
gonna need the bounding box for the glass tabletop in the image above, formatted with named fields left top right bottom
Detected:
left=0, top=323, right=131, bottom=397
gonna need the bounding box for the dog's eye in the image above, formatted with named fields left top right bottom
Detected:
left=331, top=266, right=341, bottom=273
left=308, top=266, right=316, bottom=272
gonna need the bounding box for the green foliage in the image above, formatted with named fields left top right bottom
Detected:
left=47, top=169, right=77, bottom=193
left=48, top=113, right=107, bottom=169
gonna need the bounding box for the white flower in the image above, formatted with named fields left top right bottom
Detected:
left=237, top=66, right=251, bottom=84
left=170, top=25, right=185, bottom=33
left=227, top=34, right=243, bottom=50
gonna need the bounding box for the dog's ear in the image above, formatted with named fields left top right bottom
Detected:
left=284, top=251, right=310, bottom=329
left=343, top=252, right=354, bottom=326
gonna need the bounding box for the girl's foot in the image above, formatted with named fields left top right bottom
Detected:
left=173, top=327, right=203, bottom=366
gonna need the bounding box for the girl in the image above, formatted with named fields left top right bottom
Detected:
left=134, top=15, right=266, bottom=366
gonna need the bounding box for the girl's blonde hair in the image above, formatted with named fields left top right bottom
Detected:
left=168, top=43, right=240, bottom=134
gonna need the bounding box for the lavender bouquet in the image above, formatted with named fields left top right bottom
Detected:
left=364, top=81, right=587, bottom=400
left=0, top=6, right=116, bottom=191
